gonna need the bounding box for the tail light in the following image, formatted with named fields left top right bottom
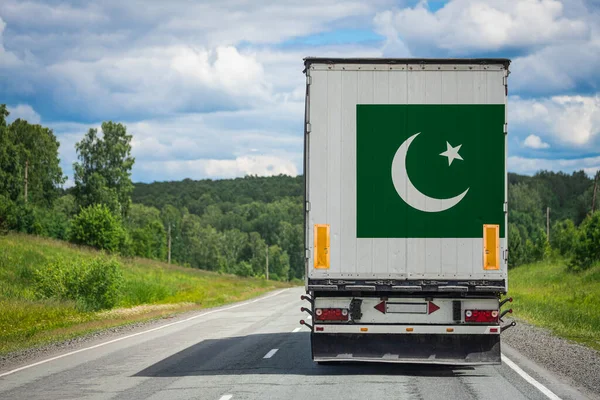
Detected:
left=314, top=308, right=349, bottom=321
left=465, top=309, right=499, bottom=323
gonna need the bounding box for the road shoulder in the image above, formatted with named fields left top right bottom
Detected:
left=503, top=319, right=600, bottom=399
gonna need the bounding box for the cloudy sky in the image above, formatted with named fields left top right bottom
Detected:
left=1, top=0, right=599, bottom=184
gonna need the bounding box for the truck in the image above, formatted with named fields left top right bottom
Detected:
left=300, top=58, right=514, bottom=365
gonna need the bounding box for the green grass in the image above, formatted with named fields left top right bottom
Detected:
left=509, top=260, right=600, bottom=351
left=0, top=233, right=291, bottom=355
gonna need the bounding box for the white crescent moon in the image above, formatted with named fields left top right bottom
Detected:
left=391, top=132, right=469, bottom=213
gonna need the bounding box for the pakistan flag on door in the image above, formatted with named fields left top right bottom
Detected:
left=356, top=104, right=505, bottom=238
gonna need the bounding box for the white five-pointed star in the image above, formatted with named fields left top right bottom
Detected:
left=440, top=142, right=464, bottom=166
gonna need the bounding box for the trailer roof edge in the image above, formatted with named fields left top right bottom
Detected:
left=303, top=57, right=511, bottom=70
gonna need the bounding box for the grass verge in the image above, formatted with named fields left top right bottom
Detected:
left=509, top=260, right=600, bottom=351
left=0, top=233, right=291, bottom=355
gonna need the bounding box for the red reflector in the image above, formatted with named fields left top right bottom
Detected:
left=465, top=310, right=499, bottom=323
left=316, top=326, right=324, bottom=331
left=315, top=308, right=349, bottom=321
left=490, top=328, right=498, bottom=333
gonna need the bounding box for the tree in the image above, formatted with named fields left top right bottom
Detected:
left=277, top=221, right=304, bottom=279
left=0, top=107, right=65, bottom=206
left=9, top=119, right=65, bottom=206
left=73, top=122, right=134, bottom=216
left=266, top=245, right=290, bottom=281
left=219, top=229, right=248, bottom=273
left=0, top=106, right=23, bottom=204
left=125, top=204, right=166, bottom=260
left=245, top=231, right=268, bottom=277
left=179, top=212, right=221, bottom=270
left=161, top=204, right=183, bottom=263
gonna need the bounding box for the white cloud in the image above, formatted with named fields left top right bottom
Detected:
left=0, top=0, right=388, bottom=122
left=206, top=155, right=298, bottom=177
left=45, top=45, right=271, bottom=119
left=49, top=100, right=305, bottom=182
left=6, top=104, right=41, bottom=124
left=0, top=0, right=381, bottom=56
left=510, top=33, right=600, bottom=93
left=509, top=155, right=600, bottom=176
left=510, top=95, right=600, bottom=146
left=137, top=155, right=298, bottom=181
left=523, top=134, right=550, bottom=149
left=373, top=0, right=600, bottom=93
left=0, top=2, right=106, bottom=30
left=0, top=16, right=21, bottom=67
left=374, top=0, right=589, bottom=53
left=170, top=46, right=266, bottom=97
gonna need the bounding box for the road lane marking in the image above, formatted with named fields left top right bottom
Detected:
left=263, top=349, right=279, bottom=359
left=0, top=289, right=288, bottom=378
left=219, top=395, right=233, bottom=400
left=502, top=355, right=562, bottom=400
left=292, top=327, right=301, bottom=333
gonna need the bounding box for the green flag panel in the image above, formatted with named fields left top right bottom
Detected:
left=357, top=104, right=505, bottom=238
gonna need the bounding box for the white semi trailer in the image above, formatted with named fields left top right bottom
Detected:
left=300, top=58, right=514, bottom=365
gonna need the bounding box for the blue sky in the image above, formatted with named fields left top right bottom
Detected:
left=0, top=0, right=599, bottom=184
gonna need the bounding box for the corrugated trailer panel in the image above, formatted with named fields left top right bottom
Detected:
left=306, top=60, right=508, bottom=285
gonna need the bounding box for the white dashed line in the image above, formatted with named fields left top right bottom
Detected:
left=502, top=355, right=562, bottom=400
left=0, top=290, right=288, bottom=378
left=263, top=349, right=279, bottom=359
left=219, top=395, right=233, bottom=400
left=292, top=327, right=301, bottom=333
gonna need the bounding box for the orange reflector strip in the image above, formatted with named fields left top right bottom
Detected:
left=314, top=224, right=330, bottom=269
left=360, top=327, right=368, bottom=332
left=446, top=328, right=454, bottom=333
left=406, top=327, right=414, bottom=332
left=483, top=224, right=500, bottom=270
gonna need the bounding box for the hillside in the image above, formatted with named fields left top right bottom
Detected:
left=129, top=174, right=305, bottom=280
left=132, top=175, right=304, bottom=211
left=0, top=233, right=289, bottom=355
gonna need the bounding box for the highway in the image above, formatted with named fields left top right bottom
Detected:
left=0, top=288, right=591, bottom=400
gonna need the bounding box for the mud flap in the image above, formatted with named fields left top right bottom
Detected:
left=311, top=333, right=501, bottom=365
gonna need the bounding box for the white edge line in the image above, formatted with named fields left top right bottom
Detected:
left=219, top=395, right=233, bottom=400
left=502, top=355, right=562, bottom=400
left=0, top=289, right=288, bottom=378
left=292, top=327, right=301, bottom=333
left=263, top=348, right=279, bottom=359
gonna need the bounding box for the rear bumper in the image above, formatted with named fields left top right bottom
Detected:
left=312, top=333, right=501, bottom=365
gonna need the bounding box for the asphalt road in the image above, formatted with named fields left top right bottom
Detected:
left=0, top=288, right=593, bottom=400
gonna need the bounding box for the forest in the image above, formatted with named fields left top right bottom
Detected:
left=2, top=103, right=600, bottom=280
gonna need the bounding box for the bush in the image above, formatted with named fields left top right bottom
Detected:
left=569, top=211, right=600, bottom=272
left=508, top=223, right=525, bottom=268
left=531, top=228, right=550, bottom=262
left=12, top=203, right=39, bottom=234
left=70, top=204, right=126, bottom=252
left=233, top=261, right=253, bottom=277
left=551, top=219, right=577, bottom=257
left=0, top=195, right=16, bottom=233
left=33, top=257, right=122, bottom=310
